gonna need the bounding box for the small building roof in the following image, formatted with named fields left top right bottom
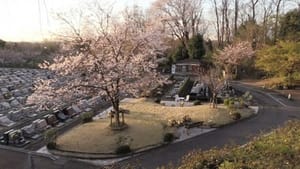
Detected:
left=175, top=59, right=201, bottom=65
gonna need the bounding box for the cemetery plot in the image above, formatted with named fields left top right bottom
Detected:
left=0, top=68, right=108, bottom=149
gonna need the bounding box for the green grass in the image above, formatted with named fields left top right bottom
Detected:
left=56, top=98, right=254, bottom=153
left=175, top=120, right=300, bottom=169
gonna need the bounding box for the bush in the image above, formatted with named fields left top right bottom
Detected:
left=44, top=128, right=57, bottom=141
left=154, top=98, right=161, bottom=104
left=193, top=100, right=201, bottom=105
left=47, top=142, right=56, bottom=150
left=224, top=98, right=236, bottom=109
left=229, top=100, right=235, bottom=107
left=223, top=99, right=230, bottom=106
left=80, top=112, right=94, bottom=123
left=164, top=133, right=175, bottom=143
left=178, top=78, right=194, bottom=97
left=182, top=115, right=192, bottom=123
left=115, top=145, right=132, bottom=155
left=230, top=112, right=241, bottom=121
left=168, top=119, right=178, bottom=127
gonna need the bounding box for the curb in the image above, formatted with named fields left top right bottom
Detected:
left=47, top=106, right=259, bottom=160
left=47, top=143, right=169, bottom=160
left=216, top=106, right=260, bottom=129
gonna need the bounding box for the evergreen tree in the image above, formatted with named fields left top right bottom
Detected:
left=171, top=43, right=189, bottom=62
left=0, top=39, right=5, bottom=48
left=279, top=9, right=300, bottom=41
left=188, top=34, right=206, bottom=60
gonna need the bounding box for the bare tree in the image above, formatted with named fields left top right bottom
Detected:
left=211, top=0, right=232, bottom=47
left=200, top=68, right=224, bottom=108
left=223, top=0, right=231, bottom=43
left=212, top=0, right=222, bottom=47
left=250, top=0, right=259, bottom=22
left=273, top=0, right=283, bottom=43
left=152, top=0, right=204, bottom=51
left=234, top=0, right=239, bottom=36
left=190, top=0, right=204, bottom=36
left=261, top=0, right=274, bottom=44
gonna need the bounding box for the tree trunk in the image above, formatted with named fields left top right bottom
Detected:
left=235, top=65, right=238, bottom=79
left=274, top=0, right=282, bottom=43
left=213, top=0, right=221, bottom=47
left=221, top=4, right=225, bottom=46
left=224, top=0, right=230, bottom=43
left=213, top=93, right=217, bottom=108
left=211, top=93, right=217, bottom=108
left=112, top=100, right=121, bottom=127
left=121, top=111, right=125, bottom=125
left=110, top=113, right=113, bottom=126
left=114, top=110, right=120, bottom=127
left=234, top=0, right=239, bottom=36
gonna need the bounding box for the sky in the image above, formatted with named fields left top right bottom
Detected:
left=0, top=0, right=155, bottom=42
left=1, top=0, right=296, bottom=42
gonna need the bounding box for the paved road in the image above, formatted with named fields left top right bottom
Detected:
left=0, top=82, right=299, bottom=169
left=118, top=82, right=300, bottom=168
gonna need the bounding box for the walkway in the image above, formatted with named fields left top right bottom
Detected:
left=0, top=82, right=299, bottom=169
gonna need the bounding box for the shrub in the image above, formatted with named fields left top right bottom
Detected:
left=154, top=98, right=161, bottom=104
left=80, top=112, right=94, bottom=123
left=224, top=98, right=236, bottom=109
left=115, top=145, right=132, bottom=155
left=223, top=99, right=230, bottom=106
left=193, top=100, right=201, bottom=105
left=229, top=100, right=235, bottom=107
left=178, top=78, right=194, bottom=97
left=164, top=133, right=175, bottom=143
left=47, top=142, right=56, bottom=150
left=182, top=115, right=192, bottom=123
left=230, top=112, right=241, bottom=121
left=168, top=119, right=178, bottom=127
left=44, top=128, right=57, bottom=142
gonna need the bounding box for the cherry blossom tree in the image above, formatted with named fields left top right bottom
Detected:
left=214, top=41, right=255, bottom=80
left=199, top=67, right=224, bottom=108
left=27, top=5, right=167, bottom=128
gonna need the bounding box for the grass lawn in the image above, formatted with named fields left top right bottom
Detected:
left=56, top=98, right=254, bottom=153
left=56, top=115, right=169, bottom=153
left=121, top=98, right=253, bottom=126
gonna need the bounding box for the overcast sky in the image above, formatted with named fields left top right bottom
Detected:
left=0, top=0, right=297, bottom=42
left=0, top=0, right=155, bottom=42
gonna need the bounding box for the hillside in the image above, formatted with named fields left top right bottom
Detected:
left=176, top=120, right=300, bottom=169
left=0, top=40, right=60, bottom=68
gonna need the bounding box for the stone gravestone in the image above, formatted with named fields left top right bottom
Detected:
left=0, top=102, right=11, bottom=111
left=44, top=114, right=59, bottom=126
left=10, top=99, right=20, bottom=107
left=0, top=115, right=15, bottom=127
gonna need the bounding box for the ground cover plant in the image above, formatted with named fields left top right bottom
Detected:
left=175, top=120, right=300, bottom=169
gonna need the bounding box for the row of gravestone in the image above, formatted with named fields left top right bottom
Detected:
left=0, top=68, right=49, bottom=87
left=0, top=95, right=107, bottom=147
left=0, top=68, right=50, bottom=113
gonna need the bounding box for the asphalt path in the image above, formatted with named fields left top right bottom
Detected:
left=0, top=82, right=299, bottom=169
left=117, top=82, right=300, bottom=169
